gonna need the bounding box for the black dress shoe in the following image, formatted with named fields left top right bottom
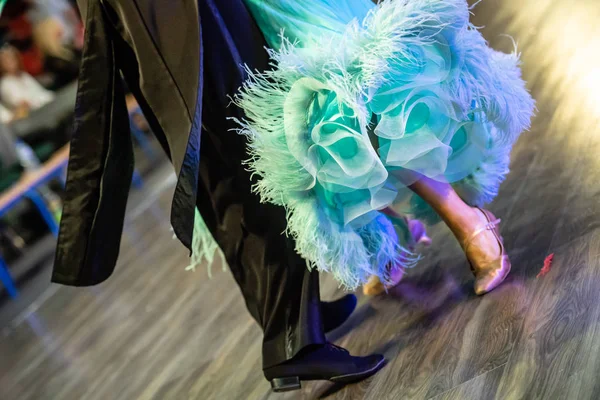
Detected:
left=263, top=343, right=385, bottom=392
left=321, top=294, right=357, bottom=333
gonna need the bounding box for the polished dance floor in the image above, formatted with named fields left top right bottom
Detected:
left=2, top=0, right=600, bottom=399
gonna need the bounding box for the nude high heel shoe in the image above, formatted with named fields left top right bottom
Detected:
left=363, top=266, right=404, bottom=296
left=362, top=218, right=430, bottom=296
left=463, top=208, right=511, bottom=295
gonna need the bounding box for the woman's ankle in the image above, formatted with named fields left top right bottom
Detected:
left=441, top=205, right=482, bottom=243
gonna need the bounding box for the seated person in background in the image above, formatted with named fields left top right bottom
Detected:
left=28, top=0, right=83, bottom=88
left=1, top=1, right=46, bottom=78
left=0, top=122, right=19, bottom=169
left=0, top=102, right=13, bottom=124
left=28, top=0, right=83, bottom=58
left=0, top=45, right=54, bottom=119
left=0, top=122, right=60, bottom=259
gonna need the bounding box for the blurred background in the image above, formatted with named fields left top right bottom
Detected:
left=0, top=0, right=167, bottom=324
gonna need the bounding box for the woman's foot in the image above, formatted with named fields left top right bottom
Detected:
left=460, top=208, right=511, bottom=295
left=362, top=215, right=430, bottom=296
left=363, top=266, right=404, bottom=296
left=402, top=175, right=511, bottom=295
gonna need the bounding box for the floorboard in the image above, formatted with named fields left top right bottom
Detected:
left=431, top=365, right=505, bottom=400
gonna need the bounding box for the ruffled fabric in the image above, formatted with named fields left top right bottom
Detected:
left=191, top=0, right=534, bottom=289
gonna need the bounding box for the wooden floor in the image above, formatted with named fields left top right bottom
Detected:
left=2, top=0, right=600, bottom=399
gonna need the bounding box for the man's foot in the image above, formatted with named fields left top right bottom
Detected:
left=263, top=343, right=385, bottom=392
left=321, top=294, right=357, bottom=333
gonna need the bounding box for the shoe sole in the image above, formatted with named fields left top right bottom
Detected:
left=330, top=357, right=386, bottom=383
left=270, top=358, right=386, bottom=392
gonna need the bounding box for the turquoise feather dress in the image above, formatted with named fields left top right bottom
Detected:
left=189, top=0, right=535, bottom=289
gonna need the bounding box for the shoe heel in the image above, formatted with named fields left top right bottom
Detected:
left=270, top=376, right=301, bottom=392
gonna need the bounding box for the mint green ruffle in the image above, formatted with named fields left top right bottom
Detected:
left=189, top=0, right=535, bottom=289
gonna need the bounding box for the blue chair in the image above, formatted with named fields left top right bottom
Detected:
left=0, top=257, right=18, bottom=298
left=0, top=148, right=69, bottom=299
left=0, top=134, right=147, bottom=298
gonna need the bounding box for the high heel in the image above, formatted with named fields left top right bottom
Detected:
left=463, top=208, right=511, bottom=295
left=362, top=267, right=404, bottom=296
left=362, top=216, right=430, bottom=296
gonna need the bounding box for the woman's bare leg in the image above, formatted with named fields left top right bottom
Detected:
left=407, top=175, right=500, bottom=265
left=364, top=173, right=506, bottom=296
left=407, top=173, right=510, bottom=295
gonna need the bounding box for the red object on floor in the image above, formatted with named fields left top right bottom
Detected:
left=537, top=254, right=554, bottom=278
